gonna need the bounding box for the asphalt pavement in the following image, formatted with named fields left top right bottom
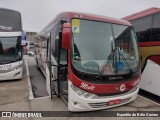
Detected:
left=25, top=56, right=48, bottom=98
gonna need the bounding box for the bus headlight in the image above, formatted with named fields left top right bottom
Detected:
left=8, top=64, right=22, bottom=71
left=70, top=84, right=93, bottom=98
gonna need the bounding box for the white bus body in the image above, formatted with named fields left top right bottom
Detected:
left=0, top=8, right=23, bottom=81
left=140, top=60, right=160, bottom=96
left=0, top=60, right=23, bottom=80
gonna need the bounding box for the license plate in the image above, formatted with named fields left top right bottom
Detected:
left=108, top=99, right=121, bottom=106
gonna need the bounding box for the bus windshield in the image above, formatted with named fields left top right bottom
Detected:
left=72, top=19, right=140, bottom=75
left=0, top=36, right=22, bottom=62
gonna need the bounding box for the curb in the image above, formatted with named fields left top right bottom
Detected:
left=25, top=60, right=34, bottom=100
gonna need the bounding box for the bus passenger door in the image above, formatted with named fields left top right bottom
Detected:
left=58, top=45, right=68, bottom=103
left=56, top=20, right=68, bottom=103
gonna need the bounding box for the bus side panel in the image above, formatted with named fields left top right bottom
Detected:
left=139, top=46, right=160, bottom=70
left=140, top=60, right=160, bottom=96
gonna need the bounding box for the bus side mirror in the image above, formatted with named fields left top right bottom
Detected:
left=62, top=23, right=71, bottom=49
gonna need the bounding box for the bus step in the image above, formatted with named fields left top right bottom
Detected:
left=63, top=89, right=68, bottom=94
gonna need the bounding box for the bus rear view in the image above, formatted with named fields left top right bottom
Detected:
left=0, top=8, right=23, bottom=80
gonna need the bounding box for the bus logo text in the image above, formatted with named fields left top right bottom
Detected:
left=109, top=76, right=123, bottom=80
left=0, top=25, right=12, bottom=31
left=0, top=64, right=12, bottom=70
left=80, top=83, right=95, bottom=90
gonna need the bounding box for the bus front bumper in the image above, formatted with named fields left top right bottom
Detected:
left=68, top=81, right=139, bottom=112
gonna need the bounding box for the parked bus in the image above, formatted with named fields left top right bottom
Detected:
left=0, top=8, right=23, bottom=80
left=34, top=12, right=141, bottom=111
left=123, top=7, right=160, bottom=96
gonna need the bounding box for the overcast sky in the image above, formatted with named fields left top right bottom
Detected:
left=0, top=0, right=160, bottom=32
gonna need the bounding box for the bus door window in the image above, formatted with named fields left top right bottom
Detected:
left=51, top=27, right=58, bottom=62
left=50, top=25, right=61, bottom=96
left=56, top=20, right=68, bottom=101
left=59, top=32, right=67, bottom=65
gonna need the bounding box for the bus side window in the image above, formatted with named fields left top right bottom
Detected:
left=51, top=27, right=58, bottom=62
left=131, top=15, right=152, bottom=42
left=152, top=13, right=160, bottom=41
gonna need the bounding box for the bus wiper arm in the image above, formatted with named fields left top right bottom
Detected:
left=96, top=52, right=114, bottom=79
left=118, top=50, right=134, bottom=76
left=96, top=49, right=135, bottom=79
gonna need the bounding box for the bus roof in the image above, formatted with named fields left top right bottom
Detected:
left=0, top=7, right=22, bottom=32
left=122, top=7, right=160, bottom=21
left=38, top=12, right=131, bottom=36
left=57, top=12, right=131, bottom=25
left=0, top=7, right=20, bottom=13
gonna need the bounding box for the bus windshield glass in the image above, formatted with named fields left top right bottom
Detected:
left=0, top=37, right=22, bottom=62
left=72, top=19, right=140, bottom=75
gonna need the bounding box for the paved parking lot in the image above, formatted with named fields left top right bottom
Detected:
left=26, top=56, right=48, bottom=98
left=0, top=55, right=159, bottom=120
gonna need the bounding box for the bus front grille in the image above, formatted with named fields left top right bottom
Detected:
left=88, top=97, right=131, bottom=108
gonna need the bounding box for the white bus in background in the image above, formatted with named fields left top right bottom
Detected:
left=140, top=60, right=160, bottom=96
left=0, top=8, right=23, bottom=80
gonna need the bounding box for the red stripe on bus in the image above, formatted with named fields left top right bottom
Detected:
left=139, top=41, right=160, bottom=47
left=149, top=56, right=160, bottom=65
left=68, top=65, right=140, bottom=94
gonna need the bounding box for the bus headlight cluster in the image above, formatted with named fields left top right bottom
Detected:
left=70, top=84, right=93, bottom=98
left=8, top=65, right=22, bottom=71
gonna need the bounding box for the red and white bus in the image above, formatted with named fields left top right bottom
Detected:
left=123, top=7, right=160, bottom=96
left=34, top=12, right=141, bottom=111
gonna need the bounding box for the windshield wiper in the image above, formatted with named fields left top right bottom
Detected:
left=96, top=48, right=135, bottom=79
left=96, top=51, right=114, bottom=79
left=117, top=49, right=134, bottom=76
